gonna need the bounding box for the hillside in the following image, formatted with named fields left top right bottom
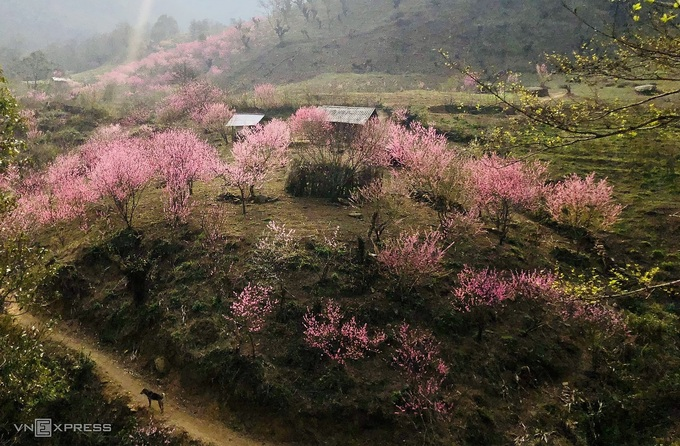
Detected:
left=216, top=0, right=619, bottom=88
left=53, top=0, right=621, bottom=93
left=3, top=1, right=679, bottom=445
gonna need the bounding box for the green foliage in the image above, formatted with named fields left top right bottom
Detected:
left=285, top=159, right=380, bottom=199
left=0, top=233, right=53, bottom=311
left=0, top=66, right=25, bottom=171
left=0, top=317, right=71, bottom=420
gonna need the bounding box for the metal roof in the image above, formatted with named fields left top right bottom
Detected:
left=226, top=114, right=265, bottom=127
left=319, top=106, right=377, bottom=125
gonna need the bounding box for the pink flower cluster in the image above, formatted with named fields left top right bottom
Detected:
left=464, top=154, right=547, bottom=243
left=92, top=19, right=268, bottom=93
left=88, top=136, right=156, bottom=227
left=510, top=270, right=561, bottom=301
left=466, top=153, right=546, bottom=212
left=7, top=127, right=222, bottom=230
left=452, top=266, right=628, bottom=333
left=377, top=230, right=452, bottom=289
left=253, top=83, right=280, bottom=108
left=558, top=297, right=628, bottom=334
left=546, top=173, right=622, bottom=232
left=230, top=283, right=278, bottom=333
left=150, top=129, right=222, bottom=223
left=453, top=266, right=513, bottom=312
left=19, top=109, right=43, bottom=141
left=288, top=106, right=332, bottom=146
left=388, top=122, right=453, bottom=183
left=158, top=80, right=226, bottom=122
left=392, top=323, right=451, bottom=417
left=224, top=119, right=291, bottom=213
left=303, top=300, right=386, bottom=365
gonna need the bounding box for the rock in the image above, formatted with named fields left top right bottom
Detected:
left=251, top=195, right=280, bottom=204
left=348, top=212, right=363, bottom=219
left=154, top=356, right=169, bottom=375
left=526, top=86, right=550, bottom=97
left=634, top=84, right=657, bottom=95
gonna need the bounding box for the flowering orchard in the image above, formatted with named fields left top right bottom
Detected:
left=1, top=93, right=642, bottom=442
left=465, top=154, right=547, bottom=244
left=5, top=127, right=221, bottom=230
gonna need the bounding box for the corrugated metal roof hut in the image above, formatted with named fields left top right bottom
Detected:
left=318, top=106, right=378, bottom=125
left=318, top=106, right=378, bottom=146
left=226, top=114, right=265, bottom=142
left=226, top=113, right=265, bottom=127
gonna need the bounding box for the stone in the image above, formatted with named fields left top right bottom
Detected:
left=154, top=356, right=169, bottom=375
left=634, top=84, right=657, bottom=95
left=526, top=86, right=550, bottom=97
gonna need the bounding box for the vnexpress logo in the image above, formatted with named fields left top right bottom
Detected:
left=34, top=419, right=52, bottom=438
left=14, top=418, right=112, bottom=438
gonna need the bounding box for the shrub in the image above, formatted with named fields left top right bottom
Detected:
left=303, top=299, right=386, bottom=365
left=286, top=109, right=387, bottom=199
left=377, top=229, right=452, bottom=293
left=545, top=173, right=622, bottom=234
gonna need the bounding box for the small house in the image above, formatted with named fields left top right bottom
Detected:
left=319, top=106, right=378, bottom=126
left=318, top=106, right=378, bottom=145
left=226, top=113, right=265, bottom=141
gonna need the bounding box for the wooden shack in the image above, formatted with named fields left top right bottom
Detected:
left=318, top=106, right=378, bottom=146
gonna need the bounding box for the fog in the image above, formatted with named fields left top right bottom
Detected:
left=0, top=0, right=262, bottom=53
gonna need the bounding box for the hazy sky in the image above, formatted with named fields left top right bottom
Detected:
left=0, top=0, right=263, bottom=51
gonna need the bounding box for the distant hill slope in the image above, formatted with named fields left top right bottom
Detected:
left=218, top=0, right=618, bottom=88
left=65, top=0, right=619, bottom=92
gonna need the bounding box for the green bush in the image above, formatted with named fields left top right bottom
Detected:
left=285, top=159, right=380, bottom=199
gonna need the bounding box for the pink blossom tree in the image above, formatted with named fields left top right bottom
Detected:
left=88, top=136, right=155, bottom=228
left=558, top=297, right=628, bottom=335
left=348, top=117, right=394, bottom=170
left=392, top=323, right=451, bottom=418
left=288, top=106, right=332, bottom=148
left=377, top=229, right=453, bottom=293
left=465, top=154, right=547, bottom=244
left=303, top=299, right=386, bottom=365
left=453, top=265, right=513, bottom=340
left=387, top=121, right=455, bottom=203
left=191, top=102, right=235, bottom=145
left=509, top=270, right=561, bottom=301
left=8, top=153, right=95, bottom=234
left=253, top=83, right=280, bottom=109
left=19, top=109, right=43, bottom=141
left=157, top=80, right=226, bottom=122
left=545, top=173, right=622, bottom=235
left=150, top=129, right=221, bottom=224
left=225, top=119, right=291, bottom=213
left=226, top=283, right=278, bottom=356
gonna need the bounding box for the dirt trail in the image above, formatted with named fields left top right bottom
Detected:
left=10, top=308, right=276, bottom=446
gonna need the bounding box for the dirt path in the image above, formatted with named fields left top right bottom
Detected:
left=10, top=308, right=276, bottom=446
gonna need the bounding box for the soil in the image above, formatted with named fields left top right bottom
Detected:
left=9, top=306, right=278, bottom=446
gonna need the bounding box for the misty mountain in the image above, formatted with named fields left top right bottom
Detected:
left=0, top=0, right=261, bottom=53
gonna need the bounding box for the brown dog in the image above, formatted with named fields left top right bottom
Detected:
left=140, top=388, right=165, bottom=413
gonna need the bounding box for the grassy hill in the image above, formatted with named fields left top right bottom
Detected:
left=217, top=0, right=618, bottom=89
